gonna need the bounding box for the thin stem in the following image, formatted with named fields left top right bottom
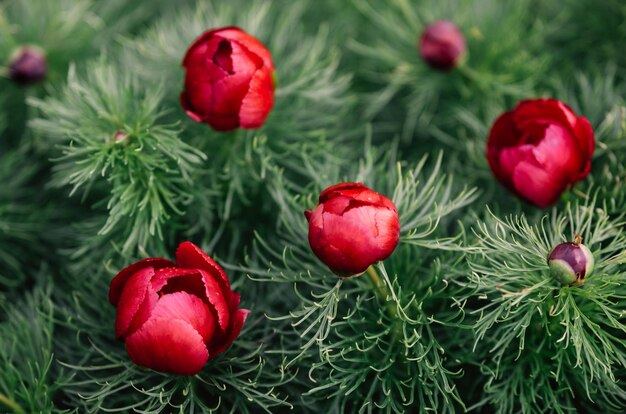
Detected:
left=366, top=265, right=388, bottom=300
left=0, top=394, right=25, bottom=414
left=365, top=265, right=399, bottom=321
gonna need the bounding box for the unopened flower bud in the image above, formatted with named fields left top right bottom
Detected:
left=180, top=26, right=275, bottom=131
left=8, top=46, right=47, bottom=85
left=547, top=239, right=594, bottom=286
left=419, top=20, right=466, bottom=71
left=305, top=183, right=400, bottom=277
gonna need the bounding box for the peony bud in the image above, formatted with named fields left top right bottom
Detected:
left=419, top=20, right=466, bottom=71
left=180, top=26, right=275, bottom=131
left=486, top=98, right=595, bottom=208
left=109, top=241, right=249, bottom=375
left=8, top=46, right=47, bottom=85
left=305, top=182, right=400, bottom=277
left=547, top=240, right=594, bottom=286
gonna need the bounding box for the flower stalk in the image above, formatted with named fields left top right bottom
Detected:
left=365, top=265, right=401, bottom=337
left=0, top=394, right=25, bottom=414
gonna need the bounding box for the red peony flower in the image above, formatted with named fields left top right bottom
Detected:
left=180, top=26, right=275, bottom=131
left=486, top=98, right=594, bottom=208
left=304, top=183, right=400, bottom=276
left=419, top=20, right=466, bottom=71
left=109, top=241, right=249, bottom=375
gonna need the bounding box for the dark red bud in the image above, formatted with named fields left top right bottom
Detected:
left=9, top=46, right=47, bottom=85
left=547, top=241, right=594, bottom=286
left=419, top=20, right=466, bottom=71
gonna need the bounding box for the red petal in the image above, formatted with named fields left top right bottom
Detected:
left=182, top=29, right=222, bottom=67
left=304, top=210, right=313, bottom=221
left=109, top=258, right=174, bottom=305
left=513, top=99, right=578, bottom=134
left=319, top=182, right=366, bottom=203
left=487, top=111, right=518, bottom=149
left=125, top=317, right=209, bottom=375
left=511, top=160, right=565, bottom=208
left=114, top=267, right=155, bottom=339
left=319, top=183, right=397, bottom=211
left=151, top=291, right=215, bottom=344
left=497, top=144, right=535, bottom=188
left=238, top=67, right=274, bottom=128
left=228, top=38, right=263, bottom=73
left=180, top=91, right=205, bottom=122
left=215, top=27, right=274, bottom=71
left=175, top=242, right=231, bottom=303
left=320, top=195, right=352, bottom=215
left=573, top=116, right=595, bottom=180
left=212, top=40, right=234, bottom=73
left=210, top=308, right=250, bottom=357
left=125, top=284, right=158, bottom=338
left=531, top=124, right=582, bottom=181
left=152, top=267, right=230, bottom=333
left=309, top=204, right=400, bottom=275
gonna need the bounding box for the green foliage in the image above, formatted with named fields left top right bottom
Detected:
left=546, top=0, right=626, bottom=80
left=1, top=0, right=626, bottom=412
left=0, top=282, right=67, bottom=414
left=30, top=62, right=205, bottom=259
left=461, top=201, right=626, bottom=413
left=0, top=148, right=52, bottom=289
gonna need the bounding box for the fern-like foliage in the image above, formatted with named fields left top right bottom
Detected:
left=29, top=62, right=205, bottom=261
left=0, top=148, right=53, bottom=289
left=0, top=282, right=69, bottom=414
left=461, top=200, right=626, bottom=413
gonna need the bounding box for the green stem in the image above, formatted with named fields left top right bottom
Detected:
left=0, top=394, right=25, bottom=414
left=365, top=265, right=400, bottom=324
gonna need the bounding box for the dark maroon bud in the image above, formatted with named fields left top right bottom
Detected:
left=8, top=46, right=47, bottom=85
left=547, top=238, right=594, bottom=286
left=419, top=20, right=466, bottom=71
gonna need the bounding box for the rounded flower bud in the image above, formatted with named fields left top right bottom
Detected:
left=109, top=241, right=250, bottom=375
left=547, top=240, right=594, bottom=286
left=180, top=26, right=275, bottom=131
left=487, top=98, right=595, bottom=207
left=8, top=46, right=47, bottom=85
left=419, top=20, right=466, bottom=71
left=305, top=182, right=400, bottom=277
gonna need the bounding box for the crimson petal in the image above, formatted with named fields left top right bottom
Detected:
left=126, top=317, right=209, bottom=376
left=210, top=308, right=250, bottom=356
left=114, top=267, right=155, bottom=339
left=239, top=67, right=274, bottom=129
left=151, top=291, right=215, bottom=344
left=109, top=258, right=174, bottom=305
left=513, top=99, right=578, bottom=135
left=175, top=242, right=231, bottom=303
left=215, top=27, right=274, bottom=70
left=152, top=267, right=230, bottom=333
